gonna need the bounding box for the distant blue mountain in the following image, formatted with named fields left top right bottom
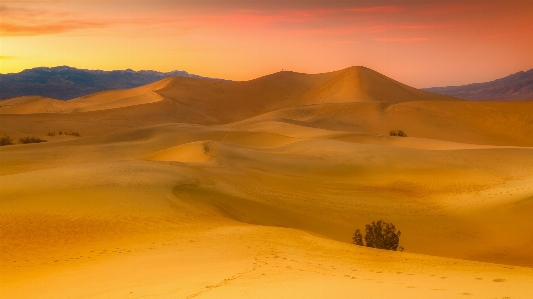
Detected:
left=0, top=66, right=224, bottom=100
left=423, top=68, right=533, bottom=101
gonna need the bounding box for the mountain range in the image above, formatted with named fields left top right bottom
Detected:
left=423, top=68, right=533, bottom=101
left=2, top=66, right=532, bottom=101
left=0, top=66, right=222, bottom=100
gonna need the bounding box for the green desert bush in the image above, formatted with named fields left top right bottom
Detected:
left=352, top=220, right=404, bottom=251
left=389, top=130, right=407, bottom=137
left=19, top=136, right=47, bottom=144
left=0, top=135, right=14, bottom=146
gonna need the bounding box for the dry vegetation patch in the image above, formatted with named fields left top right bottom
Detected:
left=49, top=131, right=81, bottom=137
left=18, top=136, right=47, bottom=144
left=0, top=135, right=14, bottom=146
left=390, top=130, right=407, bottom=137
left=352, top=220, right=404, bottom=251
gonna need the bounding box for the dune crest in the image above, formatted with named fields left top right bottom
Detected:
left=0, top=77, right=175, bottom=114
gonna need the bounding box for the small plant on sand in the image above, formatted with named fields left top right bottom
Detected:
left=389, top=130, right=407, bottom=137
left=48, top=130, right=81, bottom=137
left=0, top=135, right=14, bottom=146
left=65, top=131, right=81, bottom=137
left=352, top=220, right=404, bottom=251
left=18, top=136, right=47, bottom=144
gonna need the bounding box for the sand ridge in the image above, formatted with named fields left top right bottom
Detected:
left=0, top=77, right=174, bottom=114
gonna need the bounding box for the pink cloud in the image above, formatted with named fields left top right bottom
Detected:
left=0, top=4, right=194, bottom=36
left=375, top=37, right=428, bottom=43
left=480, top=34, right=508, bottom=39
left=397, top=23, right=461, bottom=30
left=417, top=3, right=491, bottom=15
left=0, top=2, right=498, bottom=39
left=1, top=20, right=106, bottom=36
left=347, top=6, right=404, bottom=13
left=0, top=5, right=103, bottom=36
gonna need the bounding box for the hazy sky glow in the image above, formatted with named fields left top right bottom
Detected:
left=1, top=0, right=532, bottom=87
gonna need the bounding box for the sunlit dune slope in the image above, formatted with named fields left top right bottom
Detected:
left=2, top=99, right=531, bottom=146
left=2, top=124, right=533, bottom=267
left=232, top=101, right=533, bottom=146
left=131, top=66, right=461, bottom=123
left=0, top=77, right=173, bottom=114
left=0, top=96, right=66, bottom=114
left=1, top=139, right=533, bottom=298
left=142, top=141, right=215, bottom=162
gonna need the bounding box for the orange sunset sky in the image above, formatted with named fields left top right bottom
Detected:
left=1, top=0, right=532, bottom=87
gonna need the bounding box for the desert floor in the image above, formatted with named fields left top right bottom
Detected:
left=1, top=67, right=533, bottom=298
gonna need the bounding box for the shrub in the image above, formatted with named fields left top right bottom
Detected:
left=48, top=131, right=81, bottom=137
left=352, top=229, right=364, bottom=246
left=352, top=220, right=404, bottom=251
left=389, top=130, right=407, bottom=137
left=19, top=136, right=47, bottom=144
left=0, top=135, right=14, bottom=146
left=65, top=131, right=81, bottom=137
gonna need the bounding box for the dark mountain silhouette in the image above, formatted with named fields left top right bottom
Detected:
left=423, top=69, right=533, bottom=101
left=0, top=66, right=224, bottom=100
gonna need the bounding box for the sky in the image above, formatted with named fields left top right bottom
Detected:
left=1, top=0, right=532, bottom=87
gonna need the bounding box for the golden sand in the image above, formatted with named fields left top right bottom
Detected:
left=1, top=67, right=532, bottom=298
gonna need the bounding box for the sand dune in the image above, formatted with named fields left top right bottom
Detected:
left=0, top=66, right=459, bottom=118
left=237, top=101, right=533, bottom=146
left=0, top=78, right=172, bottom=114
left=64, top=77, right=172, bottom=112
left=1, top=67, right=532, bottom=298
left=142, top=141, right=216, bottom=162
left=0, top=96, right=66, bottom=114
left=230, top=120, right=517, bottom=150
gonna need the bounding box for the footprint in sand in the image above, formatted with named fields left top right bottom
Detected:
left=493, top=279, right=506, bottom=282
